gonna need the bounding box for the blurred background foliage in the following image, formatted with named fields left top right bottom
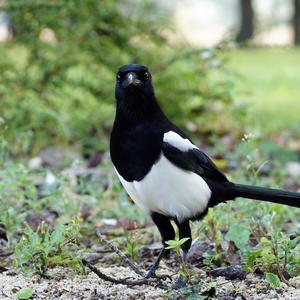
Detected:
left=0, top=0, right=242, bottom=158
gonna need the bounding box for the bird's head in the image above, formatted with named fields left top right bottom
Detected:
left=115, top=64, right=156, bottom=107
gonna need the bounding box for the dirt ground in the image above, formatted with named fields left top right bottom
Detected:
left=1, top=265, right=300, bottom=300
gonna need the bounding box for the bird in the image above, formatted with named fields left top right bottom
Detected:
left=110, top=63, right=300, bottom=281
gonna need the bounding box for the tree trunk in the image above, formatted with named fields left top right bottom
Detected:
left=236, top=0, right=254, bottom=43
left=294, top=0, right=300, bottom=45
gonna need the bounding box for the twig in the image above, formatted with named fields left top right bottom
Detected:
left=96, top=230, right=145, bottom=277
left=82, top=259, right=165, bottom=288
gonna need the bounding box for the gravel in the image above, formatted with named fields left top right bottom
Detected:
left=0, top=266, right=299, bottom=299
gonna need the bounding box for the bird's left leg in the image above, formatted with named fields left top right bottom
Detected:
left=174, top=219, right=192, bottom=288
left=144, top=212, right=175, bottom=279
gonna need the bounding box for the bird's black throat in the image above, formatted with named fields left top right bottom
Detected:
left=115, top=83, right=163, bottom=126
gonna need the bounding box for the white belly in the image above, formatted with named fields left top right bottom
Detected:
left=115, top=153, right=211, bottom=222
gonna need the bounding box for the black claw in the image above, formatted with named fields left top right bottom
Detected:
left=157, top=274, right=172, bottom=281
left=144, top=270, right=155, bottom=279
left=144, top=270, right=171, bottom=281
left=155, top=282, right=169, bottom=290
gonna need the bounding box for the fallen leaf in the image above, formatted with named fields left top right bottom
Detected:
left=225, top=223, right=250, bottom=250
left=212, top=158, right=228, bottom=170
left=186, top=241, right=210, bottom=263
left=265, top=273, right=281, bottom=289
left=227, top=241, right=241, bottom=265
left=16, top=287, right=33, bottom=300
left=118, top=220, right=140, bottom=231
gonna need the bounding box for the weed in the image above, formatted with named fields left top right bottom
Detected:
left=167, top=281, right=217, bottom=300
left=201, top=208, right=227, bottom=266
left=124, top=231, right=143, bottom=261
left=13, top=218, right=83, bottom=275
left=165, top=237, right=191, bottom=282
left=0, top=207, right=27, bottom=246
left=241, top=133, right=270, bottom=185
left=246, top=212, right=300, bottom=283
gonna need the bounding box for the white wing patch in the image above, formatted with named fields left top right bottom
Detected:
left=163, top=131, right=197, bottom=152
left=114, top=153, right=211, bottom=222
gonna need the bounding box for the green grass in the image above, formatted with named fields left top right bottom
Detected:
left=229, top=48, right=300, bottom=133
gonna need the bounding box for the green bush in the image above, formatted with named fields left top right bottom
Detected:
left=1, top=0, right=241, bottom=156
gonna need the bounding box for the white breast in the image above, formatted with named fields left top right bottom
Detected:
left=115, top=153, right=211, bottom=223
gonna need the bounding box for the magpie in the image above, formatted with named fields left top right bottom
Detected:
left=110, top=64, right=300, bottom=279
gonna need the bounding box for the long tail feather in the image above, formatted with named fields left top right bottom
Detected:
left=233, top=183, right=300, bottom=208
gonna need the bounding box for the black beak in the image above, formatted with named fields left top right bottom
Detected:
left=123, top=72, right=142, bottom=88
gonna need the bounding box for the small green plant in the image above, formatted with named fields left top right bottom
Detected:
left=124, top=231, right=143, bottom=261
left=202, top=208, right=226, bottom=266
left=246, top=212, right=300, bottom=284
left=241, top=133, right=269, bottom=185
left=167, top=283, right=205, bottom=300
left=0, top=207, right=27, bottom=246
left=13, top=218, right=83, bottom=275
left=165, top=237, right=191, bottom=282
left=167, top=281, right=216, bottom=299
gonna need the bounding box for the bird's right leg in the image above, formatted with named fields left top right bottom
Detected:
left=144, top=212, right=175, bottom=279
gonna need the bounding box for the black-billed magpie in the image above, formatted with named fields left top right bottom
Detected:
left=110, top=64, right=300, bottom=279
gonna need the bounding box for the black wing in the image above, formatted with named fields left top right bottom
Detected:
left=162, top=141, right=228, bottom=183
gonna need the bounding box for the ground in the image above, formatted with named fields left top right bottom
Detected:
left=1, top=265, right=300, bottom=299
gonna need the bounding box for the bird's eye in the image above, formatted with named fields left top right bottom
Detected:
left=117, top=74, right=121, bottom=80
left=144, top=72, right=149, bottom=79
